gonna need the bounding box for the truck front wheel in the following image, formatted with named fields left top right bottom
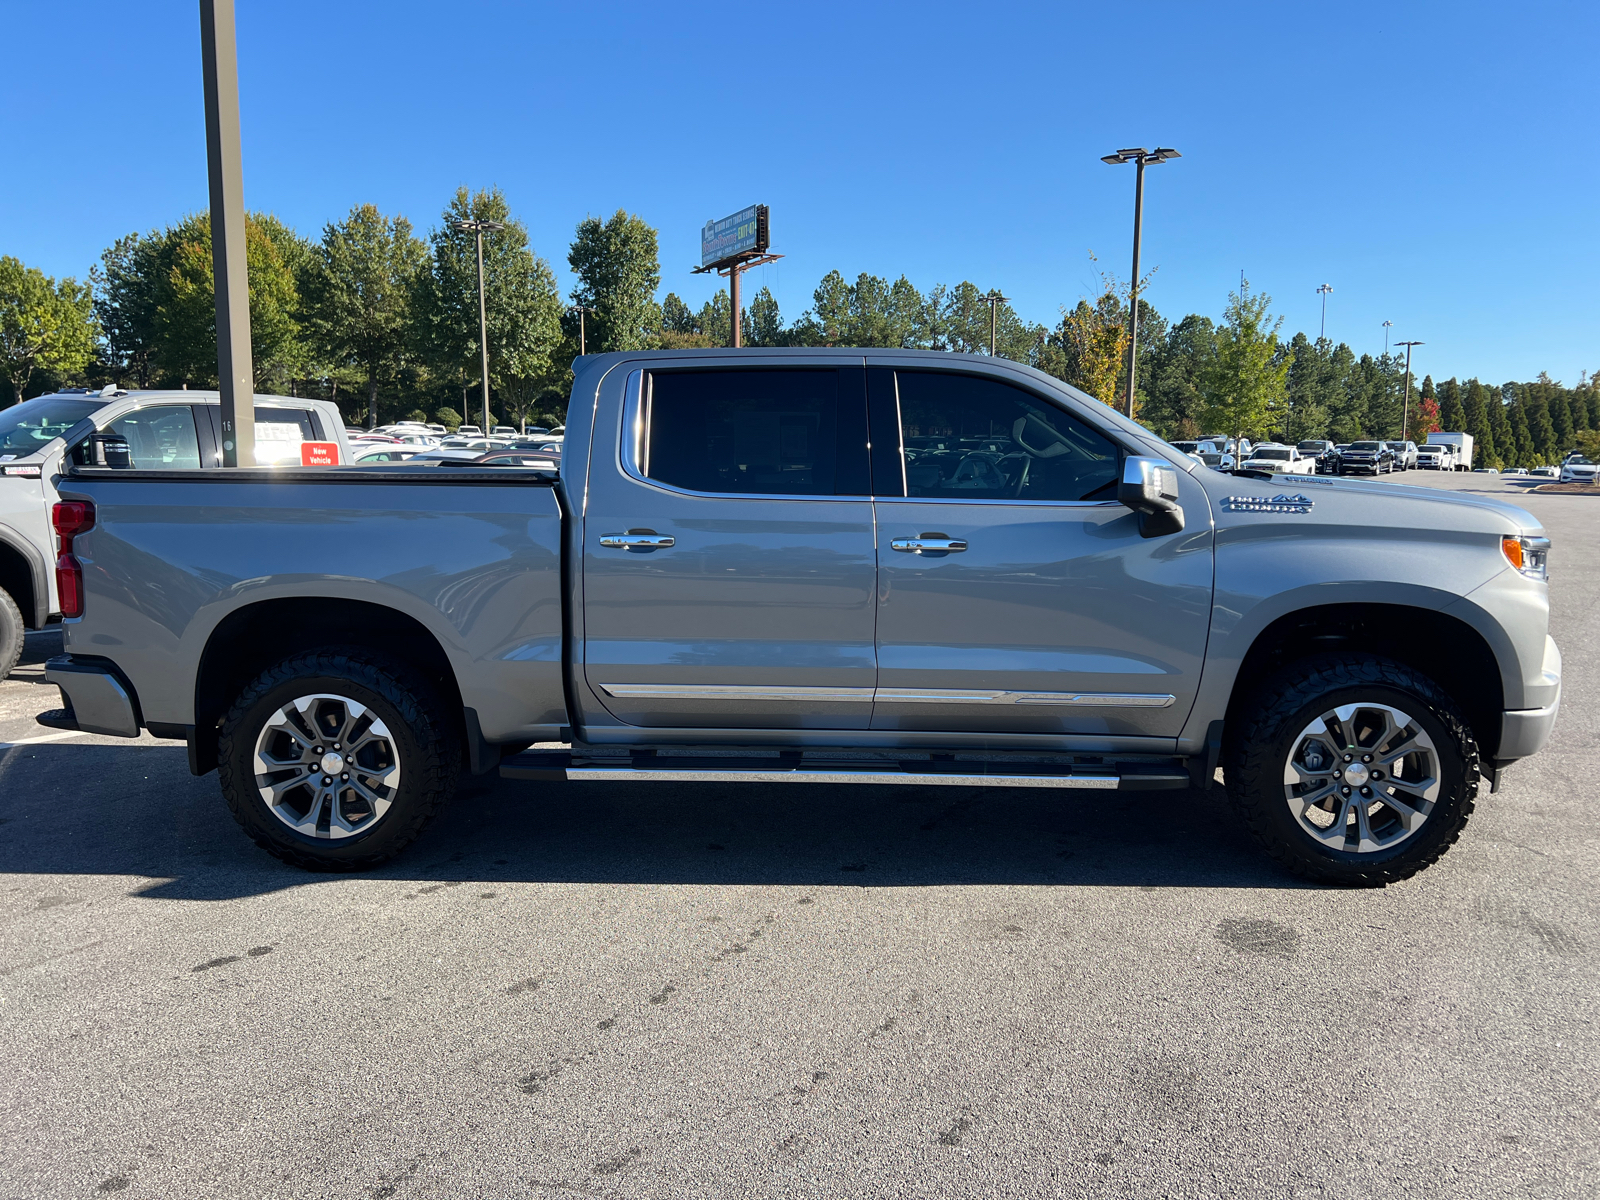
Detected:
left=0, top=587, right=22, bottom=681
left=1223, top=654, right=1477, bottom=886
left=217, top=650, right=460, bottom=871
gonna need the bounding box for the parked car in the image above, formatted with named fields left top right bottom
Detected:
left=1383, top=441, right=1419, bottom=470
left=1168, top=440, right=1202, bottom=456
left=1196, top=449, right=1236, bottom=470
left=471, top=450, right=560, bottom=469
left=1530, top=466, right=1559, bottom=478
left=1241, top=444, right=1317, bottom=475
left=1296, top=439, right=1334, bottom=462
left=455, top=425, right=483, bottom=437
left=1558, top=457, right=1597, bottom=484
left=0, top=387, right=348, bottom=679
left=1505, top=467, right=1528, bottom=476
left=352, top=446, right=421, bottom=464
left=1473, top=468, right=1500, bottom=475
left=1338, top=441, right=1398, bottom=475
left=41, top=349, right=1561, bottom=889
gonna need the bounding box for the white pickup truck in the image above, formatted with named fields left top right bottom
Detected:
left=1241, top=444, right=1317, bottom=475
left=0, top=387, right=349, bottom=677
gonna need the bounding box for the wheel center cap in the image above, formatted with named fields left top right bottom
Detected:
left=319, top=751, right=346, bottom=775
left=1342, top=761, right=1370, bottom=787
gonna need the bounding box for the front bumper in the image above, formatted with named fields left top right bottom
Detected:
left=1497, top=636, right=1562, bottom=762
left=42, top=656, right=141, bottom=738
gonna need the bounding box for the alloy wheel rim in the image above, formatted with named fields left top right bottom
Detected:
left=253, top=693, right=401, bottom=840
left=1282, top=701, right=1440, bottom=854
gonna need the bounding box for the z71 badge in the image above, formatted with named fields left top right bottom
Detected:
left=1221, top=493, right=1314, bottom=514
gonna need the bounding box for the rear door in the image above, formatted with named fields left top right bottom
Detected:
left=869, top=366, right=1213, bottom=739
left=581, top=363, right=878, bottom=730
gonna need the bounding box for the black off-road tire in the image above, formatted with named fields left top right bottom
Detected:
left=217, top=649, right=460, bottom=871
left=0, top=587, right=23, bottom=681
left=1223, top=654, right=1478, bottom=887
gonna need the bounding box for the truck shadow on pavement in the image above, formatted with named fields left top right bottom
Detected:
left=0, top=743, right=1309, bottom=900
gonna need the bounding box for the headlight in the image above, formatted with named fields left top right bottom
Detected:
left=1502, top=535, right=1550, bottom=581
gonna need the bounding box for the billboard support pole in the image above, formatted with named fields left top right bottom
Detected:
left=730, top=261, right=742, bottom=348
left=199, top=0, right=254, bottom=467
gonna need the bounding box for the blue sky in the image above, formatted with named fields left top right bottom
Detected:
left=6, top=1, right=1595, bottom=385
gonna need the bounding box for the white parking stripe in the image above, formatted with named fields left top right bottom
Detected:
left=0, top=730, right=94, bottom=751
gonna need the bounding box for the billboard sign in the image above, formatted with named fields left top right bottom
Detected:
left=701, top=204, right=768, bottom=268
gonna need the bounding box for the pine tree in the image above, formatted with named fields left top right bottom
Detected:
left=1437, top=378, right=1467, bottom=433
left=1463, top=380, right=1494, bottom=465
left=1507, top=396, right=1534, bottom=466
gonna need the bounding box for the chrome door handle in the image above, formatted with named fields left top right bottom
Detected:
left=890, top=536, right=968, bottom=553
left=599, top=532, right=675, bottom=549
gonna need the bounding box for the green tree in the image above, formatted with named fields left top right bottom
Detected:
left=93, top=233, right=164, bottom=387
left=1280, top=333, right=1337, bottom=443
left=1200, top=279, right=1288, bottom=443
left=1139, top=314, right=1215, bottom=439
left=153, top=211, right=305, bottom=389
left=568, top=210, right=661, bottom=352
left=1463, top=379, right=1495, bottom=465
left=744, top=286, right=785, bottom=346
left=1506, top=393, right=1534, bottom=466
left=1437, top=378, right=1467, bottom=432
left=0, top=256, right=97, bottom=405
left=302, top=204, right=427, bottom=427
left=419, top=187, right=564, bottom=427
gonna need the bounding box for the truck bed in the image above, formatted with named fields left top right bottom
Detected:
left=57, top=466, right=569, bottom=746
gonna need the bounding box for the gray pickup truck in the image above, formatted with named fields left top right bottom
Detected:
left=40, top=350, right=1561, bottom=885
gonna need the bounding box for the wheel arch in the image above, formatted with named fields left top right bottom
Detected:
left=193, top=597, right=465, bottom=775
left=0, top=527, right=48, bottom=628
left=1219, top=601, right=1504, bottom=758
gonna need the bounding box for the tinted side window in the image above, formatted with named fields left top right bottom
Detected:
left=894, top=371, right=1120, bottom=502
left=106, top=405, right=202, bottom=470
left=644, top=369, right=868, bottom=496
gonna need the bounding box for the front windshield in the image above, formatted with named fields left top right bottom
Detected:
left=1256, top=449, right=1291, bottom=460
left=1296, top=441, right=1324, bottom=451
left=1350, top=441, right=1381, bottom=450
left=1569, top=457, right=1593, bottom=466
left=0, top=398, right=99, bottom=457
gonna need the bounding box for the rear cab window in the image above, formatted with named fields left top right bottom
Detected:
left=638, top=368, right=869, bottom=496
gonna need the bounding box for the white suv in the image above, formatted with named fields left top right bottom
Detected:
left=0, top=387, right=348, bottom=679
left=1558, top=456, right=1597, bottom=484
left=1242, top=444, right=1317, bottom=475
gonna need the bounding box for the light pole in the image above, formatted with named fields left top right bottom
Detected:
left=977, top=291, right=1009, bottom=356
left=1396, top=340, right=1424, bottom=443
left=1382, top=319, right=1392, bottom=356
left=1101, top=146, right=1181, bottom=419
left=568, top=305, right=597, bottom=356
left=1316, top=283, right=1333, bottom=341
left=453, top=217, right=504, bottom=432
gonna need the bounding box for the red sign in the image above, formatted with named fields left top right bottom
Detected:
left=300, top=442, right=340, bottom=467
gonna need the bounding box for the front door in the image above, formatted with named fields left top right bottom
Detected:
left=582, top=364, right=878, bottom=730
left=870, top=367, right=1213, bottom=739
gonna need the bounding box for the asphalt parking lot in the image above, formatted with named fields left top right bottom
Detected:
left=1, top=471, right=1594, bottom=1200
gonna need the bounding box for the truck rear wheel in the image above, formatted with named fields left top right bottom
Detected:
left=217, top=650, right=460, bottom=871
left=1223, top=654, right=1477, bottom=886
left=0, top=587, right=22, bottom=681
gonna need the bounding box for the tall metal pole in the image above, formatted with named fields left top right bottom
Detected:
left=1382, top=319, right=1392, bottom=355
left=578, top=308, right=586, bottom=356
left=1126, top=158, right=1145, bottom=420
left=1317, top=283, right=1332, bottom=340
left=989, top=297, right=998, bottom=356
left=199, top=0, right=253, bottom=467
left=475, top=228, right=490, bottom=432
left=729, top=264, right=742, bottom=348
left=1397, top=340, right=1424, bottom=444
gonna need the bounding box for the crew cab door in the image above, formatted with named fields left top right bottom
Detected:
left=581, top=362, right=878, bottom=730
left=868, top=366, right=1213, bottom=739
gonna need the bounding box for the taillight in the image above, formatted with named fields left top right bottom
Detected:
left=52, top=500, right=95, bottom=619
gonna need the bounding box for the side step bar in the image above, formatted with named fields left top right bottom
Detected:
left=499, top=752, right=1189, bottom=792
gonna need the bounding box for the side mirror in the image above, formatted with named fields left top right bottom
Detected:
left=1118, top=455, right=1185, bottom=538
left=86, top=432, right=132, bottom=468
